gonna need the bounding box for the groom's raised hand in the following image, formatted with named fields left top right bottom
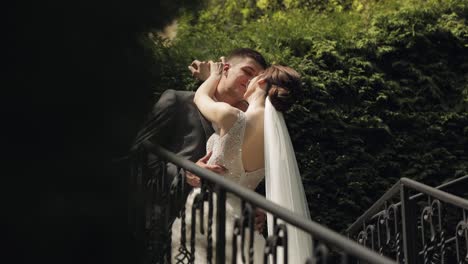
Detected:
left=186, top=151, right=227, bottom=187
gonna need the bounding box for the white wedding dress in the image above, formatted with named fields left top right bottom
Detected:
left=171, top=110, right=266, bottom=263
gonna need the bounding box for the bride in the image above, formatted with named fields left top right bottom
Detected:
left=171, top=61, right=312, bottom=263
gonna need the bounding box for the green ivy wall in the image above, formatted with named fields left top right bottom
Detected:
left=145, top=0, right=468, bottom=231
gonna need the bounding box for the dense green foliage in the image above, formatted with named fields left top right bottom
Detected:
left=146, top=0, right=468, bottom=231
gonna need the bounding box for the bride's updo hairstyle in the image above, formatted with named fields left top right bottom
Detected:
left=262, top=65, right=302, bottom=112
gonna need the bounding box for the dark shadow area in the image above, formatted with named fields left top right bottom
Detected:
left=5, top=1, right=200, bottom=263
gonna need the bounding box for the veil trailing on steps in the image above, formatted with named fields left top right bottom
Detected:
left=264, top=97, right=313, bottom=263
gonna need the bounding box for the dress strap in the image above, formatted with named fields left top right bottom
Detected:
left=220, top=110, right=246, bottom=140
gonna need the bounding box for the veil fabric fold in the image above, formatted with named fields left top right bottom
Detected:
left=264, top=97, right=313, bottom=263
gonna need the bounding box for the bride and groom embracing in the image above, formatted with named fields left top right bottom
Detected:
left=136, top=48, right=312, bottom=263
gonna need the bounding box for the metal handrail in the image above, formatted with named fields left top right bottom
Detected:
left=347, top=175, right=468, bottom=236
left=427, top=174, right=468, bottom=191
left=404, top=174, right=468, bottom=202
left=400, top=177, right=468, bottom=210
left=145, top=141, right=396, bottom=264
left=346, top=180, right=401, bottom=236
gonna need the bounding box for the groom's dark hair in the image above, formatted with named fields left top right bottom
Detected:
left=226, top=48, right=268, bottom=69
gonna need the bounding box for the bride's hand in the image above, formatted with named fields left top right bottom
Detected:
left=209, top=60, right=224, bottom=78
left=188, top=60, right=210, bottom=81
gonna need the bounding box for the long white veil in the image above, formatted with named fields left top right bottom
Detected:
left=264, top=97, right=313, bottom=263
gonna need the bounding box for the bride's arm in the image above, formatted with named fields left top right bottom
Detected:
left=194, top=61, right=238, bottom=134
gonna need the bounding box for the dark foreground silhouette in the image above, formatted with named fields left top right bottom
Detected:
left=5, top=1, right=200, bottom=263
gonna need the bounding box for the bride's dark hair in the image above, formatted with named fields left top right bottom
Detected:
left=262, top=65, right=302, bottom=112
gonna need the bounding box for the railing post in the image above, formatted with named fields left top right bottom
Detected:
left=400, top=183, right=418, bottom=264
left=216, top=185, right=226, bottom=264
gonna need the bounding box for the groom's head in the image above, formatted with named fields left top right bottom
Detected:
left=215, top=48, right=268, bottom=107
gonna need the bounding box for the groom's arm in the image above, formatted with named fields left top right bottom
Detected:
left=185, top=151, right=227, bottom=187
left=134, top=90, right=182, bottom=188
left=186, top=152, right=267, bottom=232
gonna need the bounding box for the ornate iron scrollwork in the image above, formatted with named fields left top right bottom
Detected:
left=141, top=143, right=398, bottom=264
left=313, top=243, right=330, bottom=264
left=420, top=199, right=446, bottom=264
left=264, top=218, right=288, bottom=264
left=347, top=177, right=468, bottom=264
left=230, top=202, right=255, bottom=264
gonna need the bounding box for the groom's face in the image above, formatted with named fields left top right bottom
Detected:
left=217, top=57, right=264, bottom=105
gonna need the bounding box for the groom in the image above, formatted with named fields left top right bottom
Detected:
left=133, top=48, right=268, bottom=229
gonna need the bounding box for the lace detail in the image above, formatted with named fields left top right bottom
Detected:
left=172, top=110, right=266, bottom=263
left=206, top=111, right=264, bottom=190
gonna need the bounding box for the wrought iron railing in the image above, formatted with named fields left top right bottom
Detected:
left=347, top=175, right=468, bottom=264
left=130, top=141, right=396, bottom=264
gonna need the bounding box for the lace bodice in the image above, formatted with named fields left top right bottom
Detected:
left=206, top=111, right=264, bottom=191
left=172, top=111, right=267, bottom=263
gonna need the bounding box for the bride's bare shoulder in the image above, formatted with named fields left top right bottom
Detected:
left=245, top=108, right=264, bottom=122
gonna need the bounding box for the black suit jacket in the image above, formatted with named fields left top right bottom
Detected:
left=136, top=89, right=213, bottom=174
left=133, top=89, right=214, bottom=217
